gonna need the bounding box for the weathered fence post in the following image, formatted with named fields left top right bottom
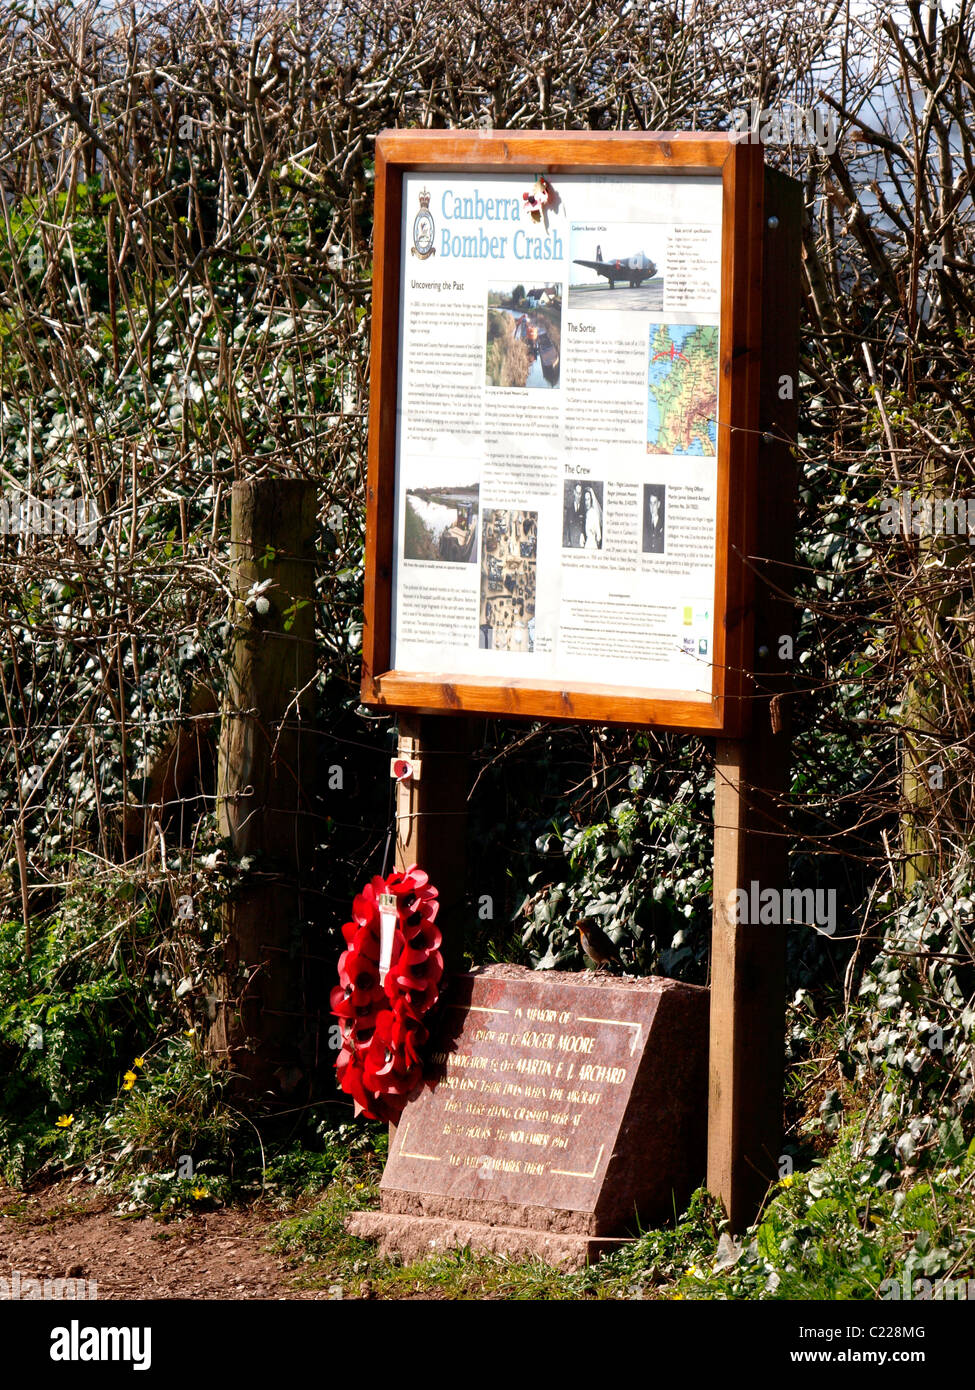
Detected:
left=209, top=478, right=318, bottom=1097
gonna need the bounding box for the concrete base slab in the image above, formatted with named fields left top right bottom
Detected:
left=345, top=1210, right=629, bottom=1272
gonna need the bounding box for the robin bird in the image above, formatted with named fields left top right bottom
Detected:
left=576, top=919, right=622, bottom=970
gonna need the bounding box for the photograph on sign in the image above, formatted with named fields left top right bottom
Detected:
left=568, top=221, right=663, bottom=310
left=390, top=171, right=722, bottom=700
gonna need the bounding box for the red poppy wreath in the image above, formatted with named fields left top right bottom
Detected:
left=330, top=865, right=443, bottom=1122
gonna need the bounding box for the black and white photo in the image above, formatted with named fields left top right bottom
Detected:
left=642, top=484, right=666, bottom=554
left=563, top=480, right=603, bottom=551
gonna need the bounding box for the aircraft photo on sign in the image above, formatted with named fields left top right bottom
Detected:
left=568, top=222, right=664, bottom=311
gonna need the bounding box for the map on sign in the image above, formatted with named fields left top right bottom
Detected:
left=646, top=323, right=719, bottom=456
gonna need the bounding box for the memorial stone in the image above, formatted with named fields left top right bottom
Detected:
left=348, top=964, right=708, bottom=1269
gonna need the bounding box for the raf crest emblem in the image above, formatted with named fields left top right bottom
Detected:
left=411, top=188, right=435, bottom=259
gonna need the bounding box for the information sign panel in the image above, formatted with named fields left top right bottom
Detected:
left=363, top=132, right=764, bottom=733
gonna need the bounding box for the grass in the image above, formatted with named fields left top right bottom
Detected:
left=5, top=998, right=972, bottom=1301
left=6, top=1072, right=974, bottom=1300
left=264, top=1118, right=975, bottom=1301
left=267, top=1146, right=722, bottom=1301
left=269, top=1174, right=638, bottom=1299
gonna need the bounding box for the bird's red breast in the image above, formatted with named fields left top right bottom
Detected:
left=576, top=920, right=620, bottom=967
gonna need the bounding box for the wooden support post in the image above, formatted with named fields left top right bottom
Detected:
left=387, top=713, right=475, bottom=1142
left=708, top=167, right=801, bottom=1229
left=394, top=713, right=476, bottom=974
left=209, top=478, right=318, bottom=1097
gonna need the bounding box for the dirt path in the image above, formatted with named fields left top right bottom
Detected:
left=0, top=1185, right=330, bottom=1300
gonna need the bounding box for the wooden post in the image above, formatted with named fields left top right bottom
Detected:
left=387, top=713, right=476, bottom=1141
left=394, top=714, right=476, bottom=974
left=708, top=167, right=801, bottom=1229
left=209, top=478, right=318, bottom=1097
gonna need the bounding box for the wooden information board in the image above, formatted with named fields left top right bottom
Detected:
left=363, top=132, right=765, bottom=735
left=358, top=129, right=801, bottom=1235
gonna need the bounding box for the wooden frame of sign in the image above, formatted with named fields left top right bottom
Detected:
left=362, top=130, right=764, bottom=737
left=360, top=130, right=800, bottom=1233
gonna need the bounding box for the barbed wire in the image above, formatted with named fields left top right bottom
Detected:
left=0, top=0, right=971, bottom=990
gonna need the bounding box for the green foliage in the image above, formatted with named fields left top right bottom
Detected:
left=0, top=6, right=973, bottom=1308
left=121, top=1171, right=234, bottom=1217
left=270, top=1122, right=975, bottom=1300
left=839, top=867, right=975, bottom=1178
left=0, top=881, right=157, bottom=1183
left=0, top=856, right=248, bottom=1186
left=263, top=1123, right=387, bottom=1201
left=667, top=1131, right=975, bottom=1301
left=519, top=760, right=713, bottom=978
left=98, top=1041, right=239, bottom=1177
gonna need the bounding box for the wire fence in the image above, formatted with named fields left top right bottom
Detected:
left=0, top=0, right=974, bottom=985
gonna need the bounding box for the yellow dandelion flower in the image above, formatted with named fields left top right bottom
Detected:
left=191, top=1186, right=208, bottom=1200
left=672, top=1293, right=684, bottom=1300
left=133, top=1057, right=145, bottom=1069
left=122, top=1070, right=137, bottom=1091
left=184, top=1028, right=196, bottom=1038
left=55, top=1114, right=74, bottom=1129
left=779, top=1174, right=795, bottom=1187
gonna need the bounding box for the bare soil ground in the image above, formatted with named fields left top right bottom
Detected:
left=0, top=1184, right=329, bottom=1300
